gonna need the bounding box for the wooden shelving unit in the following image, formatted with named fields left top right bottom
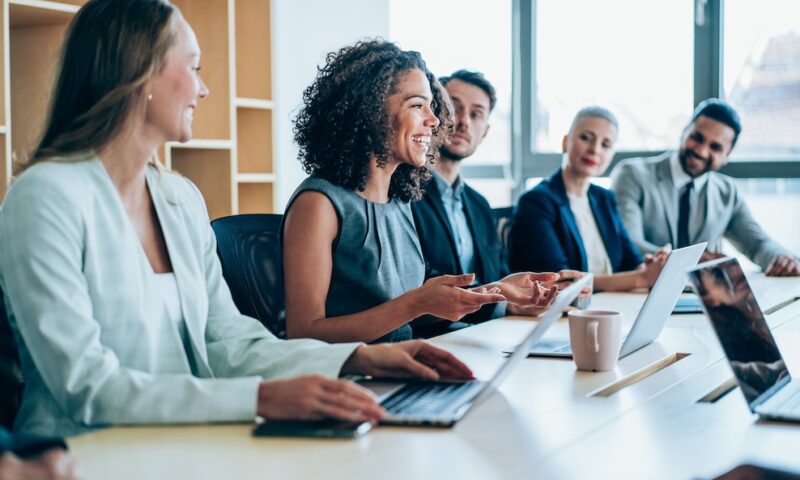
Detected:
left=0, top=0, right=277, bottom=217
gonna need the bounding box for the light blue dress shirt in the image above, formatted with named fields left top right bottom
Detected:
left=433, top=172, right=475, bottom=275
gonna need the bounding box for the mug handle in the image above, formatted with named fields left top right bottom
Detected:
left=587, top=320, right=600, bottom=353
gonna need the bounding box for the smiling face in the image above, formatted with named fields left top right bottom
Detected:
left=678, top=115, right=736, bottom=178
left=562, top=116, right=617, bottom=178
left=144, top=14, right=209, bottom=144
left=440, top=78, right=491, bottom=161
left=385, top=69, right=440, bottom=168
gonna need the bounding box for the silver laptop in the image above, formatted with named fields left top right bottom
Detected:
left=360, top=274, right=593, bottom=427
left=689, top=257, right=800, bottom=422
left=529, top=243, right=706, bottom=359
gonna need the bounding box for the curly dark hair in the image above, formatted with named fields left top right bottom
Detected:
left=293, top=39, right=453, bottom=202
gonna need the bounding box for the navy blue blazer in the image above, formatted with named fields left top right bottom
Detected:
left=508, top=169, right=643, bottom=274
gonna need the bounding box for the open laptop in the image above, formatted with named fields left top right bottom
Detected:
left=689, top=257, right=800, bottom=422
left=359, top=274, right=593, bottom=427
left=529, top=243, right=706, bottom=359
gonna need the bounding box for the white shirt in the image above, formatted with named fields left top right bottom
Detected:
left=669, top=153, right=708, bottom=243
left=567, top=193, right=613, bottom=275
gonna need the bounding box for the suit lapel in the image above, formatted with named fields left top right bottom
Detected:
left=655, top=157, right=679, bottom=247
left=694, top=173, right=718, bottom=244
left=146, top=169, right=213, bottom=377
left=588, top=190, right=617, bottom=268
left=424, top=180, right=462, bottom=270
left=461, top=190, right=486, bottom=280
left=551, top=172, right=588, bottom=271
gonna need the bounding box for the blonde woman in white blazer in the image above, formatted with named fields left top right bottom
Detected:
left=0, top=0, right=472, bottom=438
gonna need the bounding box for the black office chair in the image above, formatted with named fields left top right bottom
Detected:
left=491, top=206, right=514, bottom=254
left=211, top=214, right=287, bottom=338
left=0, top=285, right=24, bottom=430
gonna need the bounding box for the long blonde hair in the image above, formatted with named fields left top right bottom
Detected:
left=22, top=0, right=177, bottom=171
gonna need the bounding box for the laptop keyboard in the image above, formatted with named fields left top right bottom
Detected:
left=382, top=382, right=475, bottom=416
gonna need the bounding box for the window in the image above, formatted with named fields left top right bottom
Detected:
left=534, top=0, right=693, bottom=153
left=723, top=0, right=800, bottom=162
left=517, top=0, right=694, bottom=184
left=390, top=0, right=513, bottom=205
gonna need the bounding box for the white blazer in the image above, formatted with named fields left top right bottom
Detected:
left=0, top=155, right=359, bottom=437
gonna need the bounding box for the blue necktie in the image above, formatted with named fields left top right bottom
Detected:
left=678, top=182, right=693, bottom=248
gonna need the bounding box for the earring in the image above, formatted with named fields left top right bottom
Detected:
left=147, top=94, right=153, bottom=101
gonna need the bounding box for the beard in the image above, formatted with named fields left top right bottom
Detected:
left=440, top=145, right=468, bottom=162
left=679, top=148, right=713, bottom=177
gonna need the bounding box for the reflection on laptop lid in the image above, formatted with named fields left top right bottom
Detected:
left=688, top=257, right=791, bottom=411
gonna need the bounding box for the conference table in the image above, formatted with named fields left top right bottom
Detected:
left=69, top=273, right=800, bottom=479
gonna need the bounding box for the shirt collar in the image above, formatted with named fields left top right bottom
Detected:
left=669, top=151, right=709, bottom=191
left=433, top=170, right=464, bottom=200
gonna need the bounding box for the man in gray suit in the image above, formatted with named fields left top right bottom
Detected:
left=611, top=98, right=799, bottom=276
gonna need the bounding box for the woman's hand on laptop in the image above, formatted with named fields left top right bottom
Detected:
left=341, top=341, right=475, bottom=381
left=256, top=376, right=385, bottom=422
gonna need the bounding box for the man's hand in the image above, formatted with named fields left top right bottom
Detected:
left=699, top=251, right=726, bottom=263
left=493, top=272, right=559, bottom=309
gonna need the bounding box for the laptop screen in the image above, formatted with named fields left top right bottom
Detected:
left=689, top=258, right=789, bottom=408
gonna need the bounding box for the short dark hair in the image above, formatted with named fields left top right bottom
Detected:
left=293, top=39, right=453, bottom=203
left=690, top=98, right=742, bottom=147
left=440, top=69, right=497, bottom=112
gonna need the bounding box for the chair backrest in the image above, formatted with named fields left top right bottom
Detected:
left=211, top=214, right=287, bottom=338
left=491, top=206, right=514, bottom=254
left=0, top=284, right=24, bottom=430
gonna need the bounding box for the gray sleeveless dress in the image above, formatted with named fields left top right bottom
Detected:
left=283, top=177, right=425, bottom=343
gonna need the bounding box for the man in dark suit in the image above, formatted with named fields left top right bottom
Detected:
left=411, top=70, right=556, bottom=338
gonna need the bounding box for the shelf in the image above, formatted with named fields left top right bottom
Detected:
left=237, top=173, right=275, bottom=183
left=235, top=98, right=274, bottom=110
left=171, top=149, right=232, bottom=220
left=172, top=0, right=231, bottom=141
left=167, top=139, right=233, bottom=150
left=235, top=0, right=271, bottom=100
left=9, top=1, right=79, bottom=28
left=238, top=182, right=273, bottom=214
left=236, top=108, right=272, bottom=174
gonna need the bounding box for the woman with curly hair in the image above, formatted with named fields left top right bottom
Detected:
left=283, top=40, right=558, bottom=343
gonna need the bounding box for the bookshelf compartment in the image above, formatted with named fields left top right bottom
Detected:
left=234, top=0, right=271, bottom=100
left=236, top=107, right=272, bottom=174
left=9, top=18, right=71, bottom=170
left=171, top=148, right=232, bottom=220
left=238, top=182, right=273, bottom=214
left=171, top=0, right=231, bottom=141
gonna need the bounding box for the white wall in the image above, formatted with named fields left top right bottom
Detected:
left=272, top=0, right=390, bottom=212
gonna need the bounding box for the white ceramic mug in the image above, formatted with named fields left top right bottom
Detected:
left=567, top=310, right=623, bottom=371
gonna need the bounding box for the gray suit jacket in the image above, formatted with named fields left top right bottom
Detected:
left=610, top=152, right=793, bottom=270
left=0, top=156, right=359, bottom=437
